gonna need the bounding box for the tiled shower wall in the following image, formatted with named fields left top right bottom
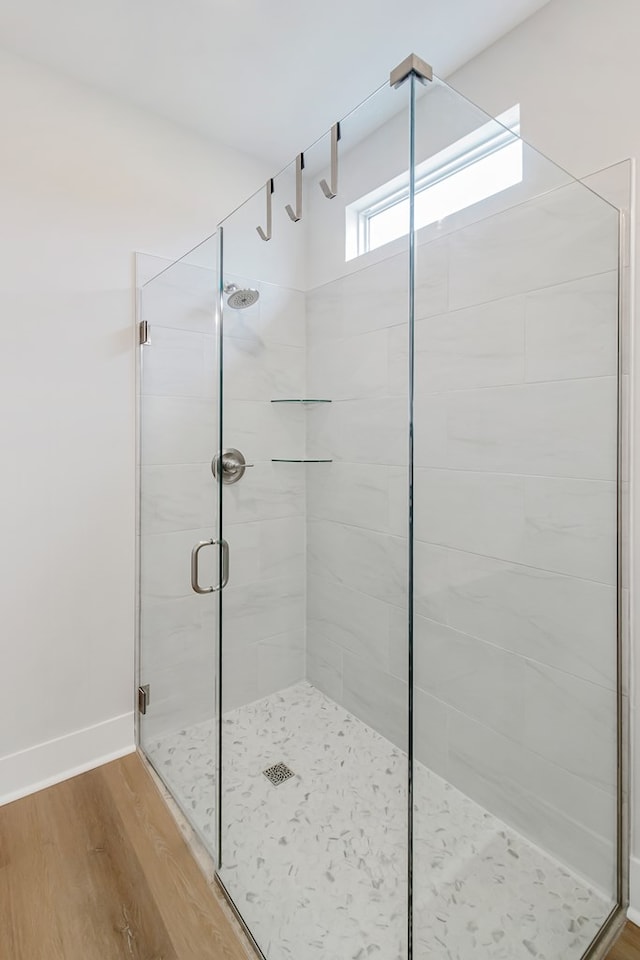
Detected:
left=305, top=181, right=619, bottom=891
left=139, top=257, right=307, bottom=739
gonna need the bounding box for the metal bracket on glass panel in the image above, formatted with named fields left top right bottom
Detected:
left=256, top=178, right=274, bottom=241
left=389, top=53, right=433, bottom=88
left=319, top=123, right=341, bottom=200
left=138, top=320, right=150, bottom=345
left=285, top=152, right=305, bottom=222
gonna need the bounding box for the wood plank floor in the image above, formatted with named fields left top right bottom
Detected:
left=608, top=922, right=640, bottom=960
left=0, top=752, right=252, bottom=960
left=0, top=750, right=637, bottom=959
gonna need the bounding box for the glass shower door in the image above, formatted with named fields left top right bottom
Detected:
left=137, top=241, right=220, bottom=851
left=216, top=78, right=413, bottom=960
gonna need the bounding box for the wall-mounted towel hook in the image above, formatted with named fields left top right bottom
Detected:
left=285, top=153, right=305, bottom=222
left=319, top=123, right=341, bottom=199
left=256, top=179, right=274, bottom=241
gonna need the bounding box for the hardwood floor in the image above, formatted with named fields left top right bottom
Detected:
left=0, top=750, right=638, bottom=959
left=608, top=923, right=640, bottom=960
left=0, top=752, right=252, bottom=960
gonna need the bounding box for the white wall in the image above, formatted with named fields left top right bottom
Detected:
left=0, top=47, right=267, bottom=804
left=444, top=0, right=639, bottom=912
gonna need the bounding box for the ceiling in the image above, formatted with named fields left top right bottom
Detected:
left=0, top=0, right=550, bottom=166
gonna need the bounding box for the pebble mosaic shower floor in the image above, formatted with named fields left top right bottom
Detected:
left=147, top=681, right=611, bottom=960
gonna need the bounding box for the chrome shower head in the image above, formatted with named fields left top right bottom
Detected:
left=224, top=283, right=260, bottom=310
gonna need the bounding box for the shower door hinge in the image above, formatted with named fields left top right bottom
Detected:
left=139, top=320, right=150, bottom=345
left=138, top=684, right=150, bottom=714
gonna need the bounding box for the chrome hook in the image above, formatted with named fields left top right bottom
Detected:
left=256, top=178, right=274, bottom=241
left=285, top=153, right=305, bottom=222
left=319, top=123, right=341, bottom=200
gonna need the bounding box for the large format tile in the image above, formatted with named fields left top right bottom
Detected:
left=413, top=468, right=616, bottom=584
left=391, top=295, right=526, bottom=395
left=443, top=549, right=617, bottom=688
left=141, top=264, right=216, bottom=334
left=229, top=282, right=305, bottom=348
left=307, top=518, right=407, bottom=607
left=306, top=631, right=343, bottom=702
left=412, top=615, right=617, bottom=791
left=141, top=395, right=217, bottom=465
left=141, top=527, right=216, bottom=601
left=307, top=575, right=392, bottom=667
left=307, top=398, right=408, bottom=465
left=141, top=325, right=214, bottom=399
left=141, top=463, right=215, bottom=535
left=221, top=575, right=305, bottom=649
left=223, top=336, right=304, bottom=401
left=224, top=399, right=305, bottom=463
left=256, top=632, right=305, bottom=699
left=448, top=181, right=619, bottom=310
left=306, top=461, right=392, bottom=532
left=415, top=377, right=617, bottom=480
left=342, top=654, right=408, bottom=749
left=525, top=271, right=618, bottom=382
left=307, top=327, right=389, bottom=400
left=221, top=460, right=305, bottom=525
left=446, top=707, right=617, bottom=893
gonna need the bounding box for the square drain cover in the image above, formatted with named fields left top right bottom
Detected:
left=263, top=762, right=295, bottom=786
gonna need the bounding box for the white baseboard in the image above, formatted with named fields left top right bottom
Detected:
left=0, top=712, right=135, bottom=806
left=629, top=855, right=640, bottom=922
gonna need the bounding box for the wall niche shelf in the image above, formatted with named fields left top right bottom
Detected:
left=271, top=459, right=333, bottom=463
left=270, top=399, right=332, bottom=404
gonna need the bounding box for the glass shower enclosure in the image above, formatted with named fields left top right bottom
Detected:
left=137, top=53, right=627, bottom=960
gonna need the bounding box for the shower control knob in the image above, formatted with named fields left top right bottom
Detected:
left=212, top=448, right=254, bottom=484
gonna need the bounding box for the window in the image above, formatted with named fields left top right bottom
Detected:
left=346, top=106, right=521, bottom=260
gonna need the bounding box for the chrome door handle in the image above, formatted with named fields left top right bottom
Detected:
left=191, top=539, right=230, bottom=594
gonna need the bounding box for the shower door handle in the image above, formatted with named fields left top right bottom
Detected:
left=190, top=538, right=230, bottom=594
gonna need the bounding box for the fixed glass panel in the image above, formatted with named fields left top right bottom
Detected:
left=137, top=236, right=220, bottom=851
left=411, top=75, right=620, bottom=960
left=217, top=78, right=412, bottom=960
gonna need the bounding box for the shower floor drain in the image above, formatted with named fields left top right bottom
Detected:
left=263, top=762, right=295, bottom=786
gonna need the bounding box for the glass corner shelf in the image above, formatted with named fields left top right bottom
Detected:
left=271, top=459, right=333, bottom=463
left=270, top=399, right=332, bottom=404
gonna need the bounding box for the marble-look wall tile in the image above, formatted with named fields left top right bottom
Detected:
left=141, top=527, right=216, bottom=601
left=413, top=468, right=616, bottom=585
left=141, top=395, right=217, bottom=466
left=222, top=461, right=305, bottom=526
left=414, top=377, right=617, bottom=480
left=141, top=463, right=214, bottom=536
left=443, top=550, right=617, bottom=689
left=228, top=282, right=305, bottom=348
left=307, top=518, right=407, bottom=608
left=256, top=631, right=306, bottom=700
left=306, top=462, right=391, bottom=533
left=342, top=652, right=408, bottom=750
left=525, top=271, right=618, bottom=383
left=306, top=398, right=408, bottom=465
left=307, top=575, right=393, bottom=667
left=140, top=595, right=215, bottom=738
left=225, top=399, right=305, bottom=463
left=448, top=182, right=619, bottom=310
left=306, top=630, right=343, bottom=703
left=142, top=326, right=213, bottom=399
left=222, top=574, right=305, bottom=650
left=413, top=687, right=448, bottom=777
left=141, top=265, right=215, bottom=334
left=307, top=327, right=389, bottom=400
left=223, top=336, right=304, bottom=401
left=390, top=296, right=526, bottom=396
left=446, top=707, right=617, bottom=892
left=412, top=616, right=616, bottom=792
